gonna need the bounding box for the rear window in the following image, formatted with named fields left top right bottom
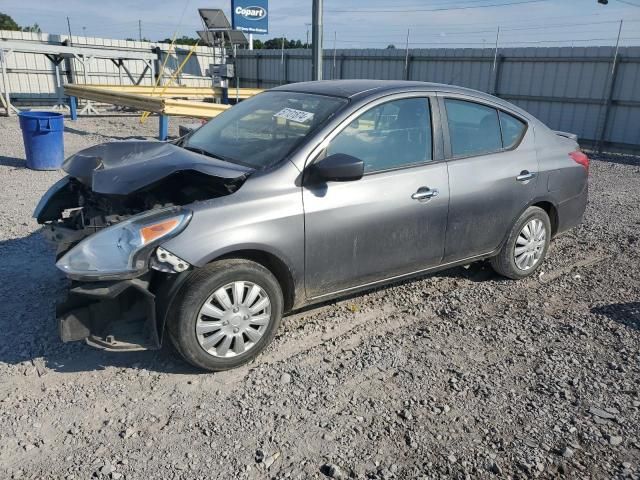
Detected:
left=499, top=111, right=527, bottom=149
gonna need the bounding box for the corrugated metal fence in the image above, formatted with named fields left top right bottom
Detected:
left=1, top=31, right=639, bottom=152
left=236, top=47, right=640, bottom=153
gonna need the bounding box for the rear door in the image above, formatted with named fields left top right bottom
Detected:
left=303, top=93, right=449, bottom=299
left=440, top=94, right=538, bottom=261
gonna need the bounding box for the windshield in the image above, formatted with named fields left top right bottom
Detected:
left=184, top=91, right=348, bottom=169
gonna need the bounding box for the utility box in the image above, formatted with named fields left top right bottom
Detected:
left=208, top=63, right=235, bottom=87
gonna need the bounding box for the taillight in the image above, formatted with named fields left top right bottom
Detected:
left=569, top=151, right=589, bottom=172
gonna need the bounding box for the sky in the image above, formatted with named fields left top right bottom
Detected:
left=2, top=0, right=640, bottom=48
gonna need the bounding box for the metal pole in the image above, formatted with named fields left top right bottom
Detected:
left=404, top=29, right=410, bottom=79
left=249, top=34, right=253, bottom=51
left=610, top=19, right=623, bottom=76
left=54, top=60, right=64, bottom=108
left=332, top=31, right=337, bottom=80
left=138, top=20, right=142, bottom=42
left=281, top=36, right=285, bottom=85
left=597, top=19, right=624, bottom=153
left=159, top=114, right=169, bottom=141
left=281, top=36, right=285, bottom=62
left=490, top=26, right=500, bottom=92
left=149, top=60, right=155, bottom=86
left=234, top=44, right=240, bottom=101
left=69, top=96, right=78, bottom=121
left=492, top=54, right=503, bottom=96
left=0, top=50, right=12, bottom=116
left=312, top=0, right=323, bottom=81
left=66, top=17, right=73, bottom=45
left=492, top=26, right=500, bottom=73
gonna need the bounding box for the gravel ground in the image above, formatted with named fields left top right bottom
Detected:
left=0, top=112, right=639, bottom=479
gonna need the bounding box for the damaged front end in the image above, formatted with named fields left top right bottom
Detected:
left=58, top=277, right=163, bottom=351
left=35, top=140, right=252, bottom=351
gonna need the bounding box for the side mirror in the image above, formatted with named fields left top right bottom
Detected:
left=313, top=153, right=364, bottom=182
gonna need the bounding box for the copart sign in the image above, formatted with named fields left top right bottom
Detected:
left=232, top=0, right=268, bottom=34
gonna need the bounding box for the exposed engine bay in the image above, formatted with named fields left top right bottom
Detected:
left=35, top=140, right=252, bottom=255
left=38, top=173, right=242, bottom=255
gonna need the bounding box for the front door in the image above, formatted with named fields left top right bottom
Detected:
left=303, top=95, right=449, bottom=299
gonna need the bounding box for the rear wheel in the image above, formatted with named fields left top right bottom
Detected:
left=491, top=206, right=551, bottom=279
left=167, top=259, right=283, bottom=371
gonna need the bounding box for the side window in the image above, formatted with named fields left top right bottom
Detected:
left=326, top=98, right=432, bottom=173
left=445, top=99, right=502, bottom=157
left=499, top=111, right=527, bottom=149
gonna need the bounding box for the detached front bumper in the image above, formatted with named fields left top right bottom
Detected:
left=57, top=269, right=189, bottom=351
left=57, top=277, right=160, bottom=350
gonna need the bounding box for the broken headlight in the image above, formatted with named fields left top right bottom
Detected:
left=56, top=207, right=192, bottom=280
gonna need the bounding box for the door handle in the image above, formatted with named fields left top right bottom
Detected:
left=516, top=171, right=536, bottom=182
left=411, top=187, right=439, bottom=201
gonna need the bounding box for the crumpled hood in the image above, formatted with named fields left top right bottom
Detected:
left=63, top=141, right=252, bottom=195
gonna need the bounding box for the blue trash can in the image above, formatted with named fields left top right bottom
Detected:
left=18, top=111, right=65, bottom=170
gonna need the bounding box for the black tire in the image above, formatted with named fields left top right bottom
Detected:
left=167, top=259, right=283, bottom=372
left=490, top=206, right=551, bottom=280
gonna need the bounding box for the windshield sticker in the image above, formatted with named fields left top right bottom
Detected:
left=273, top=107, right=314, bottom=124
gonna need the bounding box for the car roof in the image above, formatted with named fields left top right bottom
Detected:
left=271, top=79, right=483, bottom=100
left=270, top=79, right=531, bottom=119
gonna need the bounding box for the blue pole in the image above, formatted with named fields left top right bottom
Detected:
left=221, top=86, right=229, bottom=105
left=159, top=114, right=169, bottom=140
left=231, top=0, right=236, bottom=29
left=69, top=96, right=78, bottom=121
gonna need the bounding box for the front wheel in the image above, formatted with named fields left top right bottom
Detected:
left=167, top=259, right=283, bottom=371
left=491, top=206, right=551, bottom=280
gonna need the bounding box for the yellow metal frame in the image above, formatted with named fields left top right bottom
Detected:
left=163, top=98, right=230, bottom=118
left=81, top=84, right=263, bottom=100
left=64, top=85, right=233, bottom=118
left=140, top=41, right=201, bottom=122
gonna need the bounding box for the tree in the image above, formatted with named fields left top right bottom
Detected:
left=158, top=35, right=199, bottom=45
left=262, top=37, right=282, bottom=49
left=0, top=12, right=20, bottom=31
left=386, top=44, right=397, bottom=49
left=22, top=23, right=41, bottom=33
left=0, top=13, right=42, bottom=33
left=254, top=37, right=307, bottom=50
left=154, top=35, right=306, bottom=50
